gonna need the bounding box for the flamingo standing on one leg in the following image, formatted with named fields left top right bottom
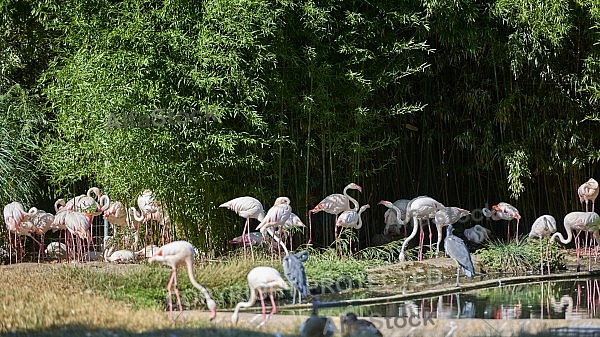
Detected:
left=492, top=202, right=521, bottom=243
left=308, top=183, right=361, bottom=244
left=529, top=215, right=557, bottom=275
left=231, top=266, right=289, bottom=327
left=434, top=207, right=471, bottom=257
left=550, top=212, right=600, bottom=272
left=335, top=204, right=370, bottom=254
left=149, top=240, right=217, bottom=322
left=219, top=196, right=265, bottom=260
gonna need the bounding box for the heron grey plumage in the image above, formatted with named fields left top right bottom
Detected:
left=283, top=250, right=309, bottom=304
left=444, top=225, right=475, bottom=286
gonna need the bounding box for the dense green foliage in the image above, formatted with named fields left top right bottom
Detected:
left=2, top=0, right=600, bottom=252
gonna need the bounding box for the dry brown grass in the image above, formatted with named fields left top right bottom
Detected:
left=0, top=262, right=300, bottom=337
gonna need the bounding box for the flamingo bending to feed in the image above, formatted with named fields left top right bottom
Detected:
left=550, top=212, right=600, bottom=272
left=434, top=206, right=470, bottom=257
left=308, top=183, right=361, bottom=244
left=528, top=215, right=557, bottom=275
left=231, top=266, right=289, bottom=327
left=149, top=240, right=217, bottom=322
left=3, top=202, right=38, bottom=263
left=255, top=197, right=292, bottom=258
left=381, top=199, right=410, bottom=236
left=220, top=196, right=265, bottom=260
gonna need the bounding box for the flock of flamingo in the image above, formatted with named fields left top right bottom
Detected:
left=2, top=177, right=600, bottom=330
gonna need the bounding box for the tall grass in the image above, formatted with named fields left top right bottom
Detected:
left=476, top=237, right=564, bottom=274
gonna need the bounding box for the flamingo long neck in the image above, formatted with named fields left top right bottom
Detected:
left=354, top=206, right=369, bottom=230
left=185, top=258, right=215, bottom=307
left=265, top=228, right=289, bottom=255
left=343, top=186, right=359, bottom=211
left=130, top=207, right=145, bottom=222
left=232, top=287, right=258, bottom=323
left=551, top=226, right=572, bottom=244
left=399, top=214, right=420, bottom=261
left=387, top=203, right=404, bottom=225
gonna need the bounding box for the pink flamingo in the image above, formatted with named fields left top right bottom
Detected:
left=308, top=183, right=362, bottom=244
left=434, top=206, right=471, bottom=257
left=219, top=196, right=265, bottom=260
left=64, top=211, right=93, bottom=261
left=492, top=202, right=521, bottom=243
left=149, top=240, right=217, bottom=322
left=551, top=212, right=600, bottom=272
left=22, top=210, right=55, bottom=262
left=3, top=202, right=38, bottom=263
left=528, top=215, right=557, bottom=275
left=336, top=204, right=370, bottom=253
left=231, top=266, right=289, bottom=327
left=578, top=178, right=599, bottom=212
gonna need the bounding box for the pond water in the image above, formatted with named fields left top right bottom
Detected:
left=282, top=278, right=600, bottom=320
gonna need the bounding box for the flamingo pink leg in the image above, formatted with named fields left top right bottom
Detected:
left=258, top=289, right=267, bottom=321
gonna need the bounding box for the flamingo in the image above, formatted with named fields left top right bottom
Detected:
left=219, top=196, right=265, bottom=260
left=381, top=199, right=410, bottom=236
left=277, top=212, right=305, bottom=251
left=231, top=266, right=289, bottom=327
left=578, top=178, right=599, bottom=212
left=45, top=241, right=67, bottom=259
left=132, top=190, right=171, bottom=245
left=228, top=232, right=266, bottom=246
left=528, top=215, right=557, bottom=275
left=335, top=204, right=370, bottom=253
left=550, top=212, right=600, bottom=272
left=308, top=183, right=362, bottom=244
left=464, top=224, right=492, bottom=244
left=492, top=202, right=521, bottom=243
left=64, top=210, right=93, bottom=261
left=255, top=197, right=292, bottom=258
left=61, top=187, right=106, bottom=215
left=135, top=244, right=161, bottom=258
left=3, top=202, right=38, bottom=263
left=103, top=236, right=136, bottom=262
left=434, top=206, right=470, bottom=257
left=149, top=240, right=217, bottom=322
left=381, top=196, right=444, bottom=262
left=22, top=210, right=55, bottom=262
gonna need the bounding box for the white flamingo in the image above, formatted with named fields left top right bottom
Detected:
left=308, top=183, right=361, bottom=244
left=149, top=240, right=217, bottom=322
left=335, top=204, right=370, bottom=253
left=528, top=215, right=557, bottom=275
left=219, top=196, right=265, bottom=260
left=22, top=210, right=55, bottom=262
left=231, top=266, right=289, bottom=327
left=103, top=237, right=136, bottom=262
left=255, top=197, right=292, bottom=257
left=434, top=206, right=470, bottom=257
left=550, top=212, right=600, bottom=272
left=381, top=199, right=410, bottom=236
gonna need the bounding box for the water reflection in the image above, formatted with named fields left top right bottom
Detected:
left=285, top=278, right=600, bottom=320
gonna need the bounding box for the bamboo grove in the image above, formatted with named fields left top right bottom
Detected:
left=1, top=0, right=600, bottom=253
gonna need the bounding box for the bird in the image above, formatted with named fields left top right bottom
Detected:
left=64, top=210, right=93, bottom=261
left=21, top=209, right=55, bottom=262
left=231, top=266, right=289, bottom=327
left=276, top=212, right=306, bottom=251
left=300, top=297, right=334, bottom=337
left=220, top=196, right=265, bottom=260
left=578, top=178, right=599, bottom=212
left=335, top=204, right=371, bottom=253
left=308, top=183, right=362, bottom=244
left=341, top=312, right=383, bottom=337
left=550, top=212, right=600, bottom=272
left=45, top=241, right=67, bottom=259
left=283, top=250, right=309, bottom=304
left=228, top=232, right=266, bottom=246
left=3, top=201, right=39, bottom=263
left=444, top=224, right=475, bottom=286
left=434, top=206, right=471, bottom=257
left=148, top=240, right=217, bottom=322
left=381, top=199, right=410, bottom=236
left=255, top=197, right=292, bottom=258
left=528, top=215, right=557, bottom=275
left=132, top=189, right=171, bottom=245
left=382, top=196, right=444, bottom=262
left=103, top=236, right=136, bottom=262
left=135, top=244, right=161, bottom=258
left=464, top=224, right=492, bottom=244
left=492, top=202, right=521, bottom=243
